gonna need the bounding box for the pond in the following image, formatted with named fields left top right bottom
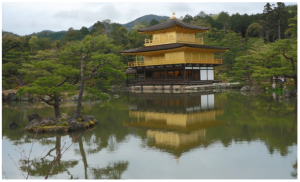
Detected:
left=2, top=90, right=297, bottom=179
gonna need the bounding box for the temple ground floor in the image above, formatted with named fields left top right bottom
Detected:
left=126, top=64, right=220, bottom=87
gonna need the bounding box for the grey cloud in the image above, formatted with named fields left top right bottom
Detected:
left=53, top=10, right=80, bottom=20
left=168, top=2, right=192, bottom=13
left=99, top=3, right=120, bottom=22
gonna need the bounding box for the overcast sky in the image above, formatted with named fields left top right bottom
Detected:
left=1, top=1, right=298, bottom=36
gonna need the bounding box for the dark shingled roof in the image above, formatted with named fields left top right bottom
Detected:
left=138, top=18, right=210, bottom=32
left=121, top=43, right=230, bottom=54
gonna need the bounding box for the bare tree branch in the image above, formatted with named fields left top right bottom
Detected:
left=56, top=77, right=69, bottom=87
left=39, top=97, right=55, bottom=106
left=84, top=60, right=109, bottom=81
left=282, top=52, right=296, bottom=73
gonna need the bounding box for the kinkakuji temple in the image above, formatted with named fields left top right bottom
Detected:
left=121, top=13, right=230, bottom=88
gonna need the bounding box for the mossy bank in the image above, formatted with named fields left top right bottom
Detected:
left=25, top=113, right=98, bottom=133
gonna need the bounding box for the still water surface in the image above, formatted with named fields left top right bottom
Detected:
left=2, top=91, right=297, bottom=179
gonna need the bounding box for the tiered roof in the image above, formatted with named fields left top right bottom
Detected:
left=121, top=14, right=230, bottom=54
left=121, top=43, right=229, bottom=54
left=137, top=18, right=209, bottom=33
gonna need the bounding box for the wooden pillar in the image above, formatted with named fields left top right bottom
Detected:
left=192, top=66, right=194, bottom=81
left=165, top=68, right=167, bottom=80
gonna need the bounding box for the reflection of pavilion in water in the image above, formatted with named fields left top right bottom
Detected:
left=127, top=92, right=224, bottom=158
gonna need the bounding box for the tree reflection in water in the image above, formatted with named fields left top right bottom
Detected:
left=19, top=136, right=78, bottom=179
left=90, top=161, right=129, bottom=179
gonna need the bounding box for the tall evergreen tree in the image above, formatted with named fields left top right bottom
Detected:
left=60, top=34, right=125, bottom=119
left=217, top=12, right=230, bottom=34
left=79, top=26, right=90, bottom=40
left=273, top=2, right=289, bottom=39
left=65, top=28, right=80, bottom=42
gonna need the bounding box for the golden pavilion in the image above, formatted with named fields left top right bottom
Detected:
left=121, top=13, right=230, bottom=87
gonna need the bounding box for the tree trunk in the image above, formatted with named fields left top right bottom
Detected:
left=282, top=52, right=297, bottom=90
left=74, top=57, right=85, bottom=119
left=54, top=93, right=61, bottom=118
left=265, top=28, right=270, bottom=43
left=223, top=24, right=227, bottom=34
left=247, top=72, right=253, bottom=85
left=270, top=76, right=273, bottom=85
left=79, top=136, right=88, bottom=179
left=55, top=136, right=61, bottom=165
left=45, top=136, right=61, bottom=179
left=19, top=74, right=24, bottom=86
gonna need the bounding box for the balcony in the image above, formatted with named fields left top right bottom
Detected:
left=128, top=58, right=222, bottom=67
left=145, top=36, right=204, bottom=46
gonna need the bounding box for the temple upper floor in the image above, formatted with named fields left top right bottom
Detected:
left=145, top=31, right=204, bottom=46
left=137, top=17, right=209, bottom=46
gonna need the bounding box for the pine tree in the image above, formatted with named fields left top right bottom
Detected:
left=60, top=34, right=125, bottom=119
left=18, top=49, right=79, bottom=118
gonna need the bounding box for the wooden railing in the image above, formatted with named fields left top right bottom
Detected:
left=145, top=37, right=204, bottom=46
left=128, top=58, right=222, bottom=67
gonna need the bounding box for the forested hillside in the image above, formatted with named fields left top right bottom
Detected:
left=121, top=14, right=169, bottom=29
left=2, top=3, right=297, bottom=92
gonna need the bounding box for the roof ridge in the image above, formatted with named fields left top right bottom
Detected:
left=121, top=43, right=230, bottom=54
left=138, top=18, right=209, bottom=32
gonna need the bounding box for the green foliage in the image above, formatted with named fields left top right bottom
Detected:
left=17, top=77, right=74, bottom=96
left=60, top=34, right=126, bottom=91
left=2, top=77, right=9, bottom=90
left=65, top=28, right=80, bottom=42
left=182, top=14, right=193, bottom=23
left=2, top=34, right=30, bottom=88
left=246, top=23, right=263, bottom=37
left=90, top=21, right=106, bottom=36
left=16, top=48, right=79, bottom=118
left=79, top=26, right=90, bottom=39
left=28, top=36, right=52, bottom=52
left=285, top=15, right=297, bottom=38
left=2, top=30, right=19, bottom=37
left=149, top=19, right=159, bottom=26
left=83, top=87, right=109, bottom=101
left=231, top=55, right=256, bottom=84
left=30, top=30, right=67, bottom=42
left=284, top=79, right=296, bottom=91
left=217, top=11, right=230, bottom=33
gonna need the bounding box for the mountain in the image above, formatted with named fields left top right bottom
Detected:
left=88, top=14, right=170, bottom=31
left=121, top=14, right=169, bottom=29
left=2, top=30, right=19, bottom=37
left=30, top=30, right=67, bottom=41
left=2, top=14, right=170, bottom=40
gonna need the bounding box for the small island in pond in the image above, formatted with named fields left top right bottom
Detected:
left=24, top=113, right=98, bottom=133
